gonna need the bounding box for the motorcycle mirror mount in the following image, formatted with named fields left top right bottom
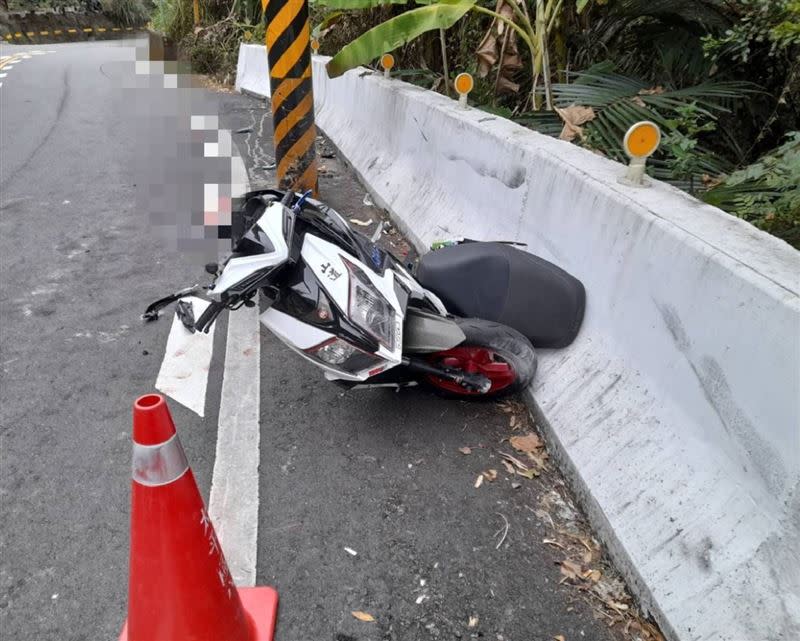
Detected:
left=142, top=284, right=206, bottom=322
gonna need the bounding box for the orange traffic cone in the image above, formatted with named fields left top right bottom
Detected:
left=119, top=394, right=278, bottom=641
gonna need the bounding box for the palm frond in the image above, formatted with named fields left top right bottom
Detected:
left=610, top=0, right=732, bottom=31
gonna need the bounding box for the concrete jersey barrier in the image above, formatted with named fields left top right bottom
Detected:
left=236, top=44, right=800, bottom=641
left=235, top=43, right=270, bottom=98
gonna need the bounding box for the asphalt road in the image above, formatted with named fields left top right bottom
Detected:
left=1, top=39, right=629, bottom=641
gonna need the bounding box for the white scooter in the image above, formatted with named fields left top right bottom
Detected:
left=144, top=190, right=540, bottom=397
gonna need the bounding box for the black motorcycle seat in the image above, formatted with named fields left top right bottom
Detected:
left=415, top=242, right=586, bottom=348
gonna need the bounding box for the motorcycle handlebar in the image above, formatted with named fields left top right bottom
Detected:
left=194, top=300, right=226, bottom=334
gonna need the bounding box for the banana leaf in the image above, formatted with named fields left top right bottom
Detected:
left=326, top=0, right=476, bottom=78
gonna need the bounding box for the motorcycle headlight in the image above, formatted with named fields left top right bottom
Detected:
left=341, top=257, right=396, bottom=351
left=305, top=337, right=385, bottom=374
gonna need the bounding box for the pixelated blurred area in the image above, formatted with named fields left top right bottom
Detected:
left=127, top=31, right=250, bottom=260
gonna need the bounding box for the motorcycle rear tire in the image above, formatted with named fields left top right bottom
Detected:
left=424, top=318, right=537, bottom=399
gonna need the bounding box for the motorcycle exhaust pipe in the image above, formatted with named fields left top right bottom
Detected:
left=402, top=357, right=492, bottom=394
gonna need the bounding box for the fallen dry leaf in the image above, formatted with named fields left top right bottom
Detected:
left=502, top=460, right=516, bottom=475
left=483, top=469, right=498, bottom=482
left=351, top=611, right=375, bottom=622
left=527, top=449, right=549, bottom=470
left=474, top=474, right=484, bottom=489
left=639, top=85, right=665, bottom=95
left=475, top=1, right=523, bottom=94
left=499, top=451, right=529, bottom=471
left=511, top=482, right=522, bottom=489
left=554, top=635, right=566, bottom=641
left=516, top=467, right=539, bottom=479
left=560, top=559, right=583, bottom=582
left=467, top=615, right=479, bottom=628
left=510, top=433, right=543, bottom=454
left=585, top=568, right=602, bottom=582
left=555, top=105, right=596, bottom=142
left=459, top=446, right=472, bottom=455
left=509, top=415, right=517, bottom=429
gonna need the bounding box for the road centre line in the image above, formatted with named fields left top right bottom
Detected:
left=208, top=302, right=262, bottom=587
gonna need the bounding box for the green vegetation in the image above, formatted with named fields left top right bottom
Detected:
left=313, top=0, right=800, bottom=246
left=149, top=0, right=265, bottom=77
left=149, top=0, right=799, bottom=247
left=6, top=0, right=149, bottom=24
left=99, top=0, right=149, bottom=26
left=704, top=133, right=800, bottom=246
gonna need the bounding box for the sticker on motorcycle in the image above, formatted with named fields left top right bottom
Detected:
left=320, top=262, right=342, bottom=281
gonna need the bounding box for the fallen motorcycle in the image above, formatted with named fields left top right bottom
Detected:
left=144, top=190, right=585, bottom=398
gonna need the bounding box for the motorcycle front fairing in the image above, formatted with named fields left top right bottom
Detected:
left=261, top=233, right=406, bottom=382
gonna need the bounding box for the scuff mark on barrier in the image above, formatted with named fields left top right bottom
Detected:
left=411, top=115, right=429, bottom=142
left=656, top=301, right=785, bottom=497
left=443, top=153, right=525, bottom=190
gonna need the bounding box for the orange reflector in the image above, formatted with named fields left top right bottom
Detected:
left=623, top=121, right=661, bottom=158
left=380, top=53, right=395, bottom=71
left=454, top=72, right=473, bottom=95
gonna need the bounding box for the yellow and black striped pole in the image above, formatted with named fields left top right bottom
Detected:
left=262, top=0, right=318, bottom=194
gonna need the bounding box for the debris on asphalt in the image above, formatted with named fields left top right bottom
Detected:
left=344, top=547, right=357, bottom=556
left=534, top=487, right=666, bottom=641
left=362, top=193, right=374, bottom=207
left=483, top=469, right=498, bottom=482
left=467, top=615, right=479, bottom=628
left=474, top=474, right=484, bottom=489
left=499, top=451, right=531, bottom=475
left=543, top=537, right=567, bottom=550
left=494, top=513, right=509, bottom=549
left=458, top=446, right=472, bottom=455
left=348, top=217, right=372, bottom=227
left=510, top=432, right=549, bottom=472
left=258, top=163, right=277, bottom=171
left=351, top=611, right=375, bottom=622
left=487, top=400, right=666, bottom=640
left=315, top=136, right=337, bottom=159
left=234, top=127, right=252, bottom=134
left=509, top=432, right=543, bottom=453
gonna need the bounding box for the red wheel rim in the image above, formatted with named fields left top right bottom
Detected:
left=426, top=346, right=516, bottom=395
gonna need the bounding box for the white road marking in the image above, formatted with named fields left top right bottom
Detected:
left=208, top=302, right=261, bottom=586
left=155, top=296, right=216, bottom=417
